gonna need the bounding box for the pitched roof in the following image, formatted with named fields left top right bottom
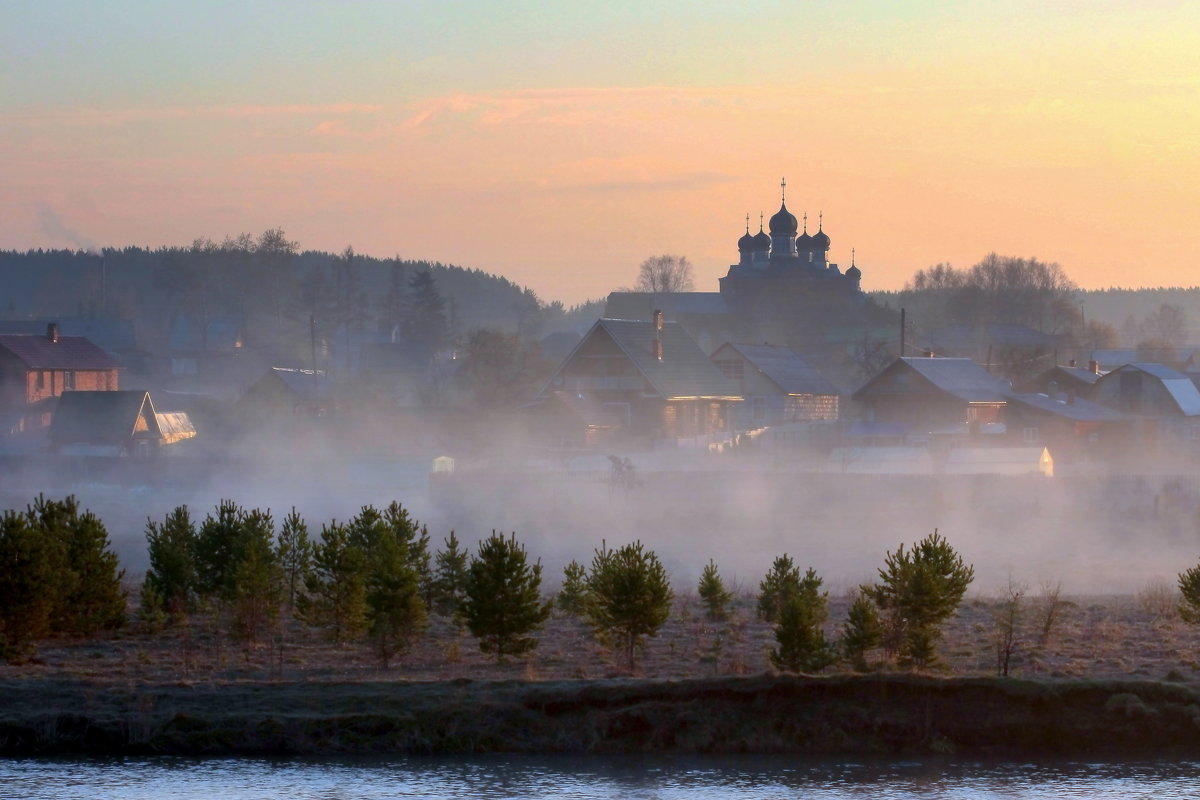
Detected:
left=856, top=357, right=1010, bottom=402
left=1005, top=391, right=1126, bottom=422
left=267, top=367, right=331, bottom=400
left=0, top=333, right=122, bottom=371
left=1105, top=363, right=1200, bottom=416
left=155, top=411, right=197, bottom=444
left=549, top=319, right=741, bottom=401
left=1039, top=365, right=1103, bottom=386
left=49, top=391, right=159, bottom=444
left=719, top=343, right=840, bottom=396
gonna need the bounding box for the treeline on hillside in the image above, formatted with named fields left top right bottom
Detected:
left=871, top=253, right=1200, bottom=348
left=2, top=495, right=1038, bottom=679
left=0, top=233, right=604, bottom=366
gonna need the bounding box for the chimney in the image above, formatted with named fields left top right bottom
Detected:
left=653, top=339, right=663, bottom=361
left=653, top=309, right=664, bottom=331
left=1068, top=359, right=1077, bottom=368
left=1088, top=359, right=1099, bottom=374
left=47, top=322, right=59, bottom=343
left=923, top=349, right=934, bottom=358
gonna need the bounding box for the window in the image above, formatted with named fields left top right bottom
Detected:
left=1023, top=426, right=1039, bottom=444
left=63, top=371, right=75, bottom=391
left=715, top=358, right=743, bottom=381
left=36, top=371, right=45, bottom=391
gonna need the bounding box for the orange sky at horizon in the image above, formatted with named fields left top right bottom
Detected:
left=2, top=2, right=1198, bottom=305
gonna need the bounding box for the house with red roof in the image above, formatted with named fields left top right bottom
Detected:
left=0, top=323, right=122, bottom=432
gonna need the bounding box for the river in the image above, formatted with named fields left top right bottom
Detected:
left=3, top=755, right=1199, bottom=799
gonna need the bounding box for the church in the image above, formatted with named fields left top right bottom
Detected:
left=721, top=178, right=862, bottom=303
left=605, top=180, right=884, bottom=365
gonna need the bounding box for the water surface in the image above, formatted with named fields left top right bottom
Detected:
left=4, top=755, right=1199, bottom=799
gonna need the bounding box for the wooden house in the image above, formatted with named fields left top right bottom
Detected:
left=234, top=367, right=331, bottom=425
left=48, top=390, right=191, bottom=456
left=851, top=357, right=1010, bottom=443
left=1029, top=361, right=1103, bottom=396
left=533, top=314, right=741, bottom=444
left=1086, top=363, right=1200, bottom=460
left=710, top=342, right=840, bottom=429
left=0, top=323, right=122, bottom=432
left=1003, top=391, right=1126, bottom=464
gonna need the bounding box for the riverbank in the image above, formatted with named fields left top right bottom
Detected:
left=2, top=673, right=1200, bottom=757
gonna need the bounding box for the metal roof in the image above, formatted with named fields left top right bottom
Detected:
left=1113, top=363, right=1200, bottom=416
left=869, top=357, right=1010, bottom=402
left=1005, top=391, right=1126, bottom=422
left=155, top=412, right=197, bottom=444
left=0, top=333, right=122, bottom=371
left=718, top=343, right=840, bottom=396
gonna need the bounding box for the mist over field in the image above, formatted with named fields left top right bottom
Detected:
left=5, top=448, right=1197, bottom=598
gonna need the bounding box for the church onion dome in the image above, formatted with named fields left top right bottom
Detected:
left=752, top=226, right=771, bottom=250
left=737, top=220, right=754, bottom=252
left=846, top=264, right=861, bottom=279
left=768, top=202, right=798, bottom=235
left=796, top=229, right=814, bottom=249
left=812, top=227, right=831, bottom=250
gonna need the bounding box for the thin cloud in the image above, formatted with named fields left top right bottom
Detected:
left=397, top=86, right=792, bottom=131
left=8, top=104, right=384, bottom=127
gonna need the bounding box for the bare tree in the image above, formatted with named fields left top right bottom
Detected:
left=635, top=254, right=694, bottom=294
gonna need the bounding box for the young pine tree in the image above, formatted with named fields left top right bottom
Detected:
left=144, top=505, right=198, bottom=620
left=275, top=507, right=313, bottom=610
left=300, top=521, right=369, bottom=646
left=698, top=559, right=733, bottom=622
left=757, top=554, right=802, bottom=623
left=345, top=504, right=428, bottom=665
left=231, top=523, right=283, bottom=649
left=841, top=587, right=883, bottom=672
left=0, top=510, right=59, bottom=661
left=432, top=531, right=469, bottom=618
left=770, top=568, right=836, bottom=673
left=556, top=560, right=588, bottom=615
left=55, top=505, right=126, bottom=635
left=584, top=540, right=673, bottom=673
left=461, top=531, right=551, bottom=663
left=27, top=496, right=126, bottom=636
left=872, top=529, right=974, bottom=669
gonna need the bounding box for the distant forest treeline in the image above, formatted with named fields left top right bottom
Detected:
left=873, top=285, right=1200, bottom=347
left=0, top=236, right=605, bottom=366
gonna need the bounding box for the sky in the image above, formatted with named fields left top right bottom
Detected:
left=2, top=0, right=1199, bottom=305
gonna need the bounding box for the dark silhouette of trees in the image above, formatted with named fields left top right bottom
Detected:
left=634, top=254, right=694, bottom=293
left=403, top=269, right=449, bottom=365
left=0, top=497, right=125, bottom=661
